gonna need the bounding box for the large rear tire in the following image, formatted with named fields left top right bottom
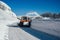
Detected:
left=27, top=22, right=31, bottom=27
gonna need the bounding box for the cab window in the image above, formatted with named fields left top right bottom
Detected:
left=21, top=17, right=27, bottom=20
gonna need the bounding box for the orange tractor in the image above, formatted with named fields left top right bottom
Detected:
left=18, top=16, right=31, bottom=27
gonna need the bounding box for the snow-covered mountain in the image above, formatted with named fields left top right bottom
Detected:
left=26, top=12, right=40, bottom=17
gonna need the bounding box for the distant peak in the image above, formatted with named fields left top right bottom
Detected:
left=26, top=11, right=40, bottom=17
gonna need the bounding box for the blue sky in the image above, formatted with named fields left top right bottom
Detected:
left=2, top=0, right=60, bottom=15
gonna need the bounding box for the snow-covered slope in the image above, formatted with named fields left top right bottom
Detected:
left=0, top=1, right=19, bottom=25
left=0, top=1, right=19, bottom=40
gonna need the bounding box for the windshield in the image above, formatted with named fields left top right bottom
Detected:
left=21, top=17, right=27, bottom=20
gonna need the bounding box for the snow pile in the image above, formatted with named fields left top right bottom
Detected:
left=0, top=1, right=19, bottom=40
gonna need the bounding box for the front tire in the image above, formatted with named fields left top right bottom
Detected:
left=18, top=22, right=23, bottom=27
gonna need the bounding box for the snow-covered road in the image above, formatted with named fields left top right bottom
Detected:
left=21, top=27, right=60, bottom=40
left=8, top=27, right=39, bottom=40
